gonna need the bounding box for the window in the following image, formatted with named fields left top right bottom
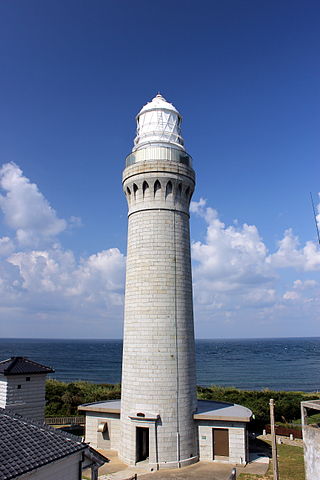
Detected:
left=142, top=181, right=149, bottom=197
left=17, top=385, right=21, bottom=389
left=165, top=181, right=173, bottom=200
left=154, top=180, right=161, bottom=198
left=26, top=377, right=30, bottom=381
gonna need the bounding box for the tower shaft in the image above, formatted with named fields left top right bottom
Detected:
left=120, top=95, right=198, bottom=468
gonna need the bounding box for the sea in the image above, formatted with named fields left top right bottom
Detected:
left=1, top=337, right=320, bottom=392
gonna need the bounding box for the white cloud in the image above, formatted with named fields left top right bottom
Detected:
left=0, top=237, right=15, bottom=257
left=283, top=291, right=300, bottom=301
left=0, top=245, right=126, bottom=337
left=267, top=229, right=320, bottom=271
left=7, top=246, right=125, bottom=307
left=0, top=163, right=67, bottom=246
left=293, top=279, right=317, bottom=289
left=190, top=198, right=320, bottom=335
left=0, top=163, right=125, bottom=336
left=191, top=198, right=274, bottom=299
left=282, top=278, right=319, bottom=314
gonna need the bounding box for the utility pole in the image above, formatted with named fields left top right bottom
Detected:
left=310, top=192, right=320, bottom=246
left=270, top=398, right=279, bottom=480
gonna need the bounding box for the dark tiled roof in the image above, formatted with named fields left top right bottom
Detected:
left=0, top=357, right=54, bottom=376
left=0, top=408, right=87, bottom=479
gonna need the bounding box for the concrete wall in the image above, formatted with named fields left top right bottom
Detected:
left=197, top=420, right=248, bottom=464
left=85, top=411, right=120, bottom=451
left=0, top=376, right=7, bottom=408
left=17, top=452, right=83, bottom=480
left=1, top=373, right=46, bottom=421
left=303, top=425, right=320, bottom=480
left=120, top=159, right=198, bottom=467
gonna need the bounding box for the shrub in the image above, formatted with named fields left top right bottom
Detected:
left=45, top=380, right=121, bottom=416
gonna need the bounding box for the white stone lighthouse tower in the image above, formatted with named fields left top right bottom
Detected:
left=120, top=94, right=198, bottom=469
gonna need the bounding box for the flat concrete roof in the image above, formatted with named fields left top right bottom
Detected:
left=195, top=400, right=252, bottom=422
left=301, top=399, right=320, bottom=411
left=79, top=399, right=121, bottom=414
left=79, top=399, right=252, bottom=423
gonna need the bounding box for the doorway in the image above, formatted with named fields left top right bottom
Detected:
left=212, top=428, right=229, bottom=459
left=136, top=427, right=149, bottom=462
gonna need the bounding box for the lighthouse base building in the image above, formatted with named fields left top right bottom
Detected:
left=80, top=399, right=251, bottom=467
left=79, top=94, right=251, bottom=468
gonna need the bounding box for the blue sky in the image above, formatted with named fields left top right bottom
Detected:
left=0, top=0, right=319, bottom=338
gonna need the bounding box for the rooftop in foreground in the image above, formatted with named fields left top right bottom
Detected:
left=79, top=399, right=252, bottom=423
left=0, top=356, right=55, bottom=376
left=0, top=408, right=86, bottom=479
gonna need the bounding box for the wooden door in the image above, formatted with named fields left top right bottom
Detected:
left=212, top=428, right=229, bottom=458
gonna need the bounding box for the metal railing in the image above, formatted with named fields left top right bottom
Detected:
left=125, top=145, right=192, bottom=168
left=45, top=416, right=85, bottom=425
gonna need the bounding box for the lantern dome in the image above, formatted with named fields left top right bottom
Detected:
left=132, top=94, right=185, bottom=152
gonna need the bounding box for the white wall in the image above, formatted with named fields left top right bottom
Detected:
left=0, top=376, right=7, bottom=408
left=197, top=420, right=248, bottom=464
left=303, top=425, right=320, bottom=480
left=4, top=374, right=46, bottom=421
left=17, top=452, right=83, bottom=480
left=85, top=411, right=120, bottom=451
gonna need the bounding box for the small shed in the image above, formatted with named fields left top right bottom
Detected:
left=0, top=356, right=54, bottom=421
left=194, top=400, right=251, bottom=464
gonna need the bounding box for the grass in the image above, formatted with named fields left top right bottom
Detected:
left=239, top=442, right=305, bottom=480
left=307, top=413, right=320, bottom=424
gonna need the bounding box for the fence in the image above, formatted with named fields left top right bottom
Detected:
left=265, top=424, right=302, bottom=439
left=45, top=416, right=85, bottom=425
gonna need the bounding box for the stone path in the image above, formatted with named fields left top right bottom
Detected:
left=87, top=449, right=269, bottom=480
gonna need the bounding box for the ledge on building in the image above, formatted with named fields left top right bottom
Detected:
left=78, top=399, right=252, bottom=423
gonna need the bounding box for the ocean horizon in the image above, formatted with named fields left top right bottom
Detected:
left=1, top=336, right=319, bottom=392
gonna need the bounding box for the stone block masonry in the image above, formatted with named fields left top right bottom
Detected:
left=120, top=158, right=198, bottom=468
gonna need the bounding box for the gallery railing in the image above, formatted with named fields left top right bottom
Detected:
left=125, top=145, right=192, bottom=168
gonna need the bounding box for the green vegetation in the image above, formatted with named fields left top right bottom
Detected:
left=306, top=412, right=320, bottom=424
left=197, top=385, right=320, bottom=430
left=45, top=379, right=121, bottom=416
left=45, top=380, right=319, bottom=429
left=239, top=442, right=305, bottom=480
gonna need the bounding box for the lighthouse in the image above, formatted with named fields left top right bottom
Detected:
left=79, top=96, right=252, bottom=469
left=119, top=94, right=198, bottom=468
